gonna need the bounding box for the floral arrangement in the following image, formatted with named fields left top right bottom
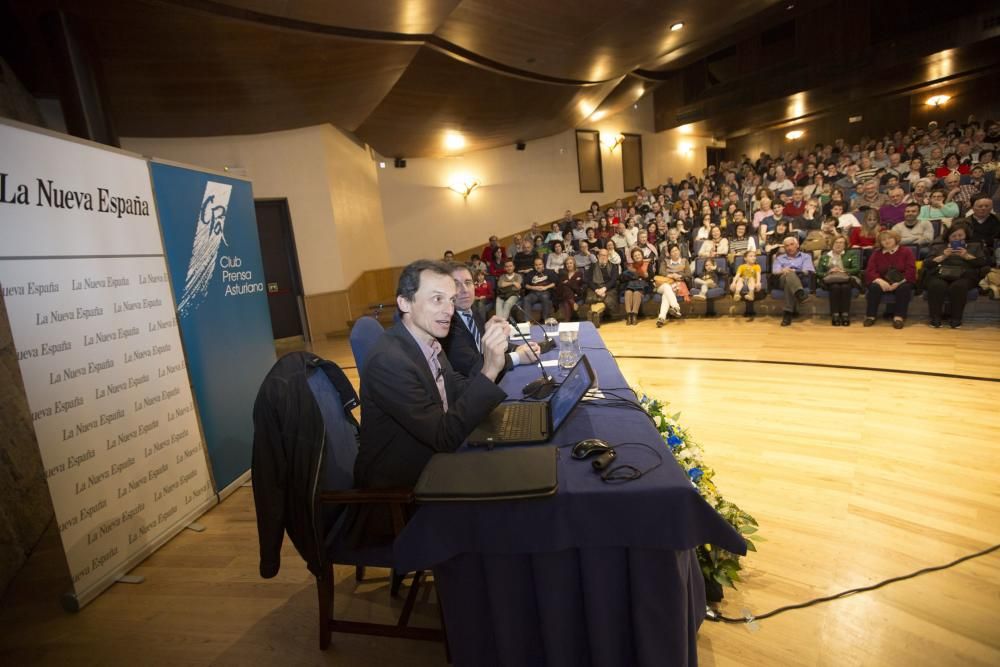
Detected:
left=638, top=393, right=759, bottom=599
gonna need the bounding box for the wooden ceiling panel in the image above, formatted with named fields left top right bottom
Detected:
left=434, top=0, right=784, bottom=83
left=82, top=0, right=419, bottom=136
left=354, top=48, right=622, bottom=157
left=201, top=0, right=462, bottom=34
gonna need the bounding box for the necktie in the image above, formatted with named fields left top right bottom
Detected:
left=428, top=339, right=448, bottom=413
left=462, top=311, right=481, bottom=352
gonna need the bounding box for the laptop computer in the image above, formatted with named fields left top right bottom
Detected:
left=467, top=355, right=595, bottom=447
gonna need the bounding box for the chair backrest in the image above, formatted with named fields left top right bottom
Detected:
left=349, top=316, right=385, bottom=376
left=733, top=254, right=768, bottom=273
left=307, top=370, right=358, bottom=493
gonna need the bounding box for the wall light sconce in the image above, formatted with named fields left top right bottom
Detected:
left=785, top=129, right=805, bottom=140
left=448, top=177, right=481, bottom=198
left=926, top=94, right=950, bottom=107
left=678, top=141, right=694, bottom=155
left=601, top=132, right=625, bottom=151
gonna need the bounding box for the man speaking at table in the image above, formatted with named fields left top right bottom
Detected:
left=344, top=260, right=510, bottom=548
left=443, top=261, right=539, bottom=379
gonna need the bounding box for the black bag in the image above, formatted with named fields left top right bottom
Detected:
left=937, top=264, right=964, bottom=281
left=884, top=267, right=905, bottom=284
left=822, top=273, right=850, bottom=285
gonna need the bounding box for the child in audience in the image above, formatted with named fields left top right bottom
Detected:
left=471, top=269, right=494, bottom=322
left=731, top=249, right=761, bottom=303
left=468, top=254, right=488, bottom=276
left=693, top=257, right=720, bottom=300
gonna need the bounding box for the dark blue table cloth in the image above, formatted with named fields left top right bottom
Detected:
left=393, top=323, right=745, bottom=666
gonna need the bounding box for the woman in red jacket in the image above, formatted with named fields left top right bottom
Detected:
left=863, top=230, right=917, bottom=329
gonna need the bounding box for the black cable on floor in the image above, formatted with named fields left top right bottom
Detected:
left=705, top=542, right=1000, bottom=624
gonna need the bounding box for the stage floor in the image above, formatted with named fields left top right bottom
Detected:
left=2, top=317, right=998, bottom=666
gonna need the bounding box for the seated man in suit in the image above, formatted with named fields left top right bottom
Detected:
left=345, top=260, right=510, bottom=548
left=443, top=262, right=539, bottom=379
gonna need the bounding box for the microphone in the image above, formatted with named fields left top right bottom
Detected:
left=506, top=312, right=556, bottom=399
left=510, top=304, right=556, bottom=353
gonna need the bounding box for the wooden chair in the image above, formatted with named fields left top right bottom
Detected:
left=305, top=363, right=446, bottom=653
left=315, top=487, right=445, bottom=651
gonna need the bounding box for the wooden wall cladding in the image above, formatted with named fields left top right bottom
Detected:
left=305, top=267, right=402, bottom=337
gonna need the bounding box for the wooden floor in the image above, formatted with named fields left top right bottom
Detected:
left=2, top=317, right=999, bottom=666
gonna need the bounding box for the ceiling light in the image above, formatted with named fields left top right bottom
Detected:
left=670, top=22, right=684, bottom=31
left=444, top=132, right=466, bottom=151
left=926, top=95, right=950, bottom=107
left=785, top=130, right=804, bottom=140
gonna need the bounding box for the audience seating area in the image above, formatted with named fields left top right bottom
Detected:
left=447, top=117, right=1000, bottom=327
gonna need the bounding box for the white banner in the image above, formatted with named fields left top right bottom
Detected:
left=0, top=120, right=215, bottom=609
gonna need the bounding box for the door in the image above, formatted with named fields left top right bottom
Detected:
left=254, top=199, right=308, bottom=340
left=706, top=146, right=726, bottom=169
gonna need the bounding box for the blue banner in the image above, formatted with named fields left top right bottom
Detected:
left=149, top=162, right=275, bottom=492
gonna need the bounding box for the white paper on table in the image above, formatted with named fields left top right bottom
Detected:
left=583, top=389, right=605, bottom=401
left=540, top=359, right=559, bottom=367
left=558, top=322, right=580, bottom=332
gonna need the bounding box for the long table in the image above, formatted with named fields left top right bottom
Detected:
left=393, top=323, right=745, bottom=666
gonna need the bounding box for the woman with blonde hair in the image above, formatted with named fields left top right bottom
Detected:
left=850, top=208, right=882, bottom=249
left=863, top=229, right=916, bottom=329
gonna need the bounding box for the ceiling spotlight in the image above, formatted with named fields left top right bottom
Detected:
left=926, top=95, right=950, bottom=107
left=444, top=132, right=466, bottom=151
left=785, top=130, right=805, bottom=140
left=670, top=22, right=684, bottom=31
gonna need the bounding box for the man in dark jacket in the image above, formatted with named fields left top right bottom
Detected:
left=583, top=248, right=621, bottom=327
left=343, top=260, right=509, bottom=548
left=442, top=262, right=538, bottom=378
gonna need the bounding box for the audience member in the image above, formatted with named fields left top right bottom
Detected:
left=923, top=223, right=988, bottom=328
left=555, top=257, right=585, bottom=321
left=771, top=237, right=815, bottom=326
left=621, top=248, right=652, bottom=325
left=961, top=197, right=1000, bottom=247
left=583, top=248, right=620, bottom=327
left=546, top=240, right=569, bottom=272
left=654, top=245, right=689, bottom=326
left=863, top=230, right=916, bottom=329
left=850, top=209, right=882, bottom=249
left=892, top=203, right=934, bottom=254
left=521, top=257, right=557, bottom=321
left=817, top=236, right=861, bottom=326
left=494, top=260, right=523, bottom=321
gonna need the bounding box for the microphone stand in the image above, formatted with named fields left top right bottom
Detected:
left=511, top=304, right=556, bottom=353
left=507, top=313, right=556, bottom=399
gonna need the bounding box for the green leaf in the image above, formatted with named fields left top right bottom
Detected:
left=739, top=525, right=758, bottom=535
left=744, top=540, right=756, bottom=552
left=713, top=572, right=732, bottom=587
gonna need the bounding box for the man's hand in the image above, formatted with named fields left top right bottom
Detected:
left=480, top=319, right=511, bottom=382
left=874, top=278, right=891, bottom=291
left=515, top=342, right=541, bottom=365
left=596, top=286, right=607, bottom=297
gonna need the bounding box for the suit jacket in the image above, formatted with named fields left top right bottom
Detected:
left=344, top=323, right=507, bottom=547
left=442, top=310, right=487, bottom=378
left=442, top=311, right=518, bottom=379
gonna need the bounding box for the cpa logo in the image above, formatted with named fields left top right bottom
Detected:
left=177, top=181, right=232, bottom=316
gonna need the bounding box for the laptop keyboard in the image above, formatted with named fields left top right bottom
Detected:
left=498, top=403, right=540, bottom=440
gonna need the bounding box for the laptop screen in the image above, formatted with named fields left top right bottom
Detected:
left=549, top=356, right=595, bottom=431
